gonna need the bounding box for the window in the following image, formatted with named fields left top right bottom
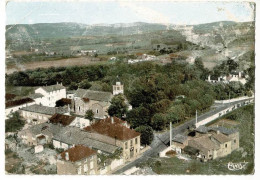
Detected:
left=90, top=156, right=94, bottom=160
left=77, top=166, right=82, bottom=174
left=234, top=140, right=236, bottom=143
left=135, top=138, right=138, bottom=144
left=96, top=109, right=99, bottom=114
left=117, top=87, right=120, bottom=90
left=225, top=144, right=227, bottom=148
left=130, top=140, right=133, bottom=147
left=78, top=106, right=81, bottom=112
left=84, top=164, right=88, bottom=172
left=125, top=142, right=128, bottom=149
left=90, top=161, right=94, bottom=169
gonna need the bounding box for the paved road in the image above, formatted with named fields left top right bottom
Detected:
left=113, top=97, right=254, bottom=174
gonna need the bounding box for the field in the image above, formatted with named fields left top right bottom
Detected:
left=6, top=57, right=107, bottom=74
left=139, top=104, right=255, bottom=175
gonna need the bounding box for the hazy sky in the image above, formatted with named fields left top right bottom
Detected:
left=6, top=1, right=255, bottom=25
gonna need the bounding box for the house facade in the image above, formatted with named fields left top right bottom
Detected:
left=34, top=83, right=66, bottom=107
left=20, top=104, right=67, bottom=125
left=71, top=89, right=112, bottom=119
left=57, top=145, right=98, bottom=175
left=84, top=117, right=141, bottom=161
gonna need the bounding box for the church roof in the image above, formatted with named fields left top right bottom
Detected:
left=74, top=89, right=113, bottom=102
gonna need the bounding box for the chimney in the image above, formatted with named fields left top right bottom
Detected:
left=218, top=77, right=220, bottom=82
left=111, top=117, right=114, bottom=124
left=65, top=152, right=69, bottom=161
left=239, top=72, right=242, bottom=78
left=208, top=75, right=211, bottom=81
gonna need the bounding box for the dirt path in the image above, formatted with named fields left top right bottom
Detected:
left=6, top=57, right=106, bottom=74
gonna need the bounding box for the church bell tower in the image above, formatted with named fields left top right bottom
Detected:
left=113, top=76, right=124, bottom=95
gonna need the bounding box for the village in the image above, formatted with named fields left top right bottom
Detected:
left=5, top=67, right=254, bottom=175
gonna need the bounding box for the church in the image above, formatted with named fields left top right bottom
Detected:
left=71, top=79, right=131, bottom=119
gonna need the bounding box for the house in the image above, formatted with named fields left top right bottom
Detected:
left=208, top=126, right=239, bottom=151
left=20, top=104, right=67, bottom=125
left=57, top=145, right=98, bottom=175
left=206, top=71, right=247, bottom=85
left=18, top=123, right=119, bottom=154
left=71, top=79, right=132, bottom=119
left=171, top=134, right=189, bottom=154
left=49, top=113, right=90, bottom=129
left=34, top=83, right=66, bottom=107
left=187, top=133, right=232, bottom=161
left=71, top=89, right=113, bottom=119
left=66, top=90, right=76, bottom=99
left=5, top=97, right=35, bottom=119
left=84, top=116, right=140, bottom=161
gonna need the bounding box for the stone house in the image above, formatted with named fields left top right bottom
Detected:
left=34, top=83, right=66, bottom=107
left=17, top=123, right=119, bottom=154
left=71, top=89, right=113, bottom=119
left=5, top=97, right=35, bottom=119
left=187, top=132, right=232, bottom=161
left=20, top=104, right=67, bottom=125
left=84, top=117, right=140, bottom=161
left=57, top=145, right=98, bottom=175
left=171, top=134, right=189, bottom=154
left=49, top=113, right=90, bottom=129
left=71, top=79, right=132, bottom=119
left=209, top=126, right=239, bottom=151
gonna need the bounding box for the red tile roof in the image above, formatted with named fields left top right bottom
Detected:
left=82, top=97, right=90, bottom=103
left=5, top=98, right=34, bottom=108
left=49, top=114, right=76, bottom=126
left=5, top=93, right=16, bottom=101
left=84, top=117, right=140, bottom=141
left=60, top=145, right=96, bottom=162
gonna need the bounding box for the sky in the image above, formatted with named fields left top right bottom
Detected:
left=6, top=1, right=255, bottom=25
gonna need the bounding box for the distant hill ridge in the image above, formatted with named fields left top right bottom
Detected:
left=6, top=21, right=253, bottom=40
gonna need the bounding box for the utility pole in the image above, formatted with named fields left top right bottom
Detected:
left=195, top=110, right=198, bottom=127
left=229, top=92, right=231, bottom=105
left=170, top=121, right=172, bottom=147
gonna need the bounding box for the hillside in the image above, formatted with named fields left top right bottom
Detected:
left=5, top=21, right=255, bottom=71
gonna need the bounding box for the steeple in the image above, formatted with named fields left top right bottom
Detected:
left=113, top=75, right=124, bottom=95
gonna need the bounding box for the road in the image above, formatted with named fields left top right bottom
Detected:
left=113, top=97, right=254, bottom=174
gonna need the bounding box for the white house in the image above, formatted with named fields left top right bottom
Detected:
left=34, top=83, right=66, bottom=107
left=206, top=71, right=247, bottom=85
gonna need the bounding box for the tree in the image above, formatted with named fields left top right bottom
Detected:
left=85, top=110, right=94, bottom=121
left=68, top=82, right=78, bottom=90
left=78, top=80, right=92, bottom=89
left=126, top=106, right=151, bottom=128
left=135, top=125, right=154, bottom=145
left=5, top=112, right=25, bottom=132
left=151, top=113, right=167, bottom=131
left=108, top=94, right=128, bottom=118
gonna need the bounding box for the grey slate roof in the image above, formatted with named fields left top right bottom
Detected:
left=195, top=125, right=209, bottom=134
left=21, top=104, right=67, bottom=115
left=172, top=134, right=188, bottom=144
left=41, top=84, right=65, bottom=92
left=28, top=93, right=44, bottom=99
left=209, top=126, right=238, bottom=135
left=74, top=88, right=113, bottom=102
left=21, top=123, right=118, bottom=154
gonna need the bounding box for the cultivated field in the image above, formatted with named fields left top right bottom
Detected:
left=6, top=57, right=106, bottom=74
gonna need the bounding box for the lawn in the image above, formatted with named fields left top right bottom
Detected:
left=140, top=104, right=255, bottom=175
